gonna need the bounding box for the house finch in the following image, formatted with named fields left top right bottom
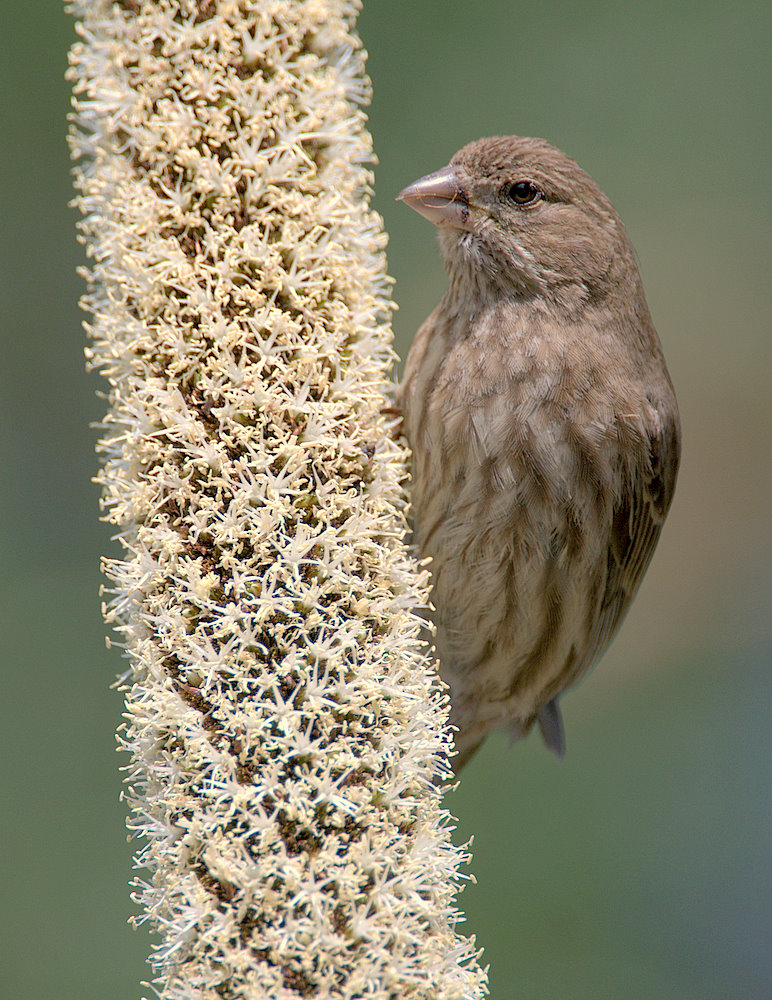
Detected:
left=398, top=136, right=680, bottom=769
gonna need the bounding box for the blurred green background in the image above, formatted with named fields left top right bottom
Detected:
left=2, top=2, right=769, bottom=997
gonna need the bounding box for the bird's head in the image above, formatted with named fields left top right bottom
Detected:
left=398, top=135, right=638, bottom=310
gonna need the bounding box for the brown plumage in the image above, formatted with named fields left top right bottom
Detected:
left=398, top=136, right=680, bottom=768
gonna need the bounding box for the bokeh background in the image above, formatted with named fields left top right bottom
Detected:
left=2, top=2, right=769, bottom=997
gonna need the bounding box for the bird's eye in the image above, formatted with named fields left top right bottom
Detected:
left=507, top=181, right=542, bottom=206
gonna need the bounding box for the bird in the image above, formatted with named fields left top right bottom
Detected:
left=397, top=136, right=680, bottom=769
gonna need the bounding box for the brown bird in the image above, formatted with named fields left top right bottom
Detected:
left=398, top=136, right=680, bottom=769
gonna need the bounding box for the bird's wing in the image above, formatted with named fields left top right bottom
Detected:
left=585, top=409, right=681, bottom=670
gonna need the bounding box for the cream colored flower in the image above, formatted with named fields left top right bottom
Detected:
left=68, top=1, right=488, bottom=997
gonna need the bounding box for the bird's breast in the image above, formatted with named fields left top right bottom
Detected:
left=401, top=305, right=637, bottom=725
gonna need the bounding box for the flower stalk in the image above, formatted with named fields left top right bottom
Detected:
left=68, top=1, right=488, bottom=997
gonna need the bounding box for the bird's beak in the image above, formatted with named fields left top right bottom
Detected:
left=397, top=166, right=473, bottom=231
